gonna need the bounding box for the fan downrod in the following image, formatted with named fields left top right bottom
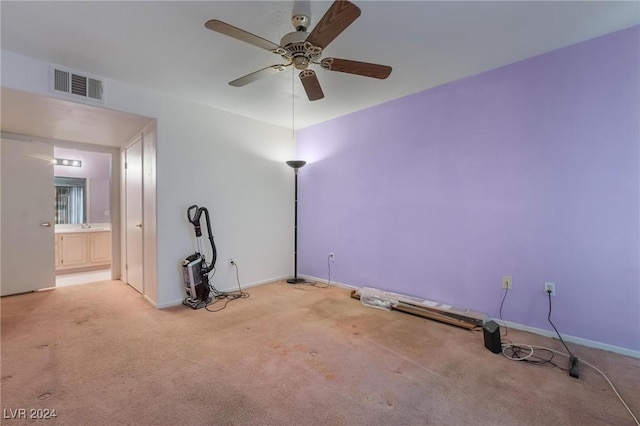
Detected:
left=291, top=14, right=310, bottom=32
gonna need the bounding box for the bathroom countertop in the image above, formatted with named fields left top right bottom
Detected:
left=55, top=224, right=111, bottom=234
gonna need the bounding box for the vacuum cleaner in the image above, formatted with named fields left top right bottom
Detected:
left=182, top=205, right=217, bottom=309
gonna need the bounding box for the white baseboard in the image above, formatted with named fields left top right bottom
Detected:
left=146, top=296, right=182, bottom=309
left=302, top=275, right=639, bottom=358
left=494, top=319, right=640, bottom=359
left=299, top=274, right=358, bottom=290
left=151, top=275, right=291, bottom=310
left=215, top=275, right=289, bottom=293
left=150, top=275, right=640, bottom=358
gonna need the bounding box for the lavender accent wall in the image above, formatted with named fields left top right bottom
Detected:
left=89, top=178, right=110, bottom=223
left=297, top=26, right=640, bottom=351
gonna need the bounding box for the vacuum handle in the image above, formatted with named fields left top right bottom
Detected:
left=187, top=205, right=203, bottom=237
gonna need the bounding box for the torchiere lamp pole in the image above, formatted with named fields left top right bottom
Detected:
left=286, top=160, right=307, bottom=284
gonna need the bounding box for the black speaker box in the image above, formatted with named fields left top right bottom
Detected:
left=483, top=320, right=502, bottom=354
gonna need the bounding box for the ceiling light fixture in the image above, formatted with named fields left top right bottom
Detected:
left=54, top=158, right=82, bottom=167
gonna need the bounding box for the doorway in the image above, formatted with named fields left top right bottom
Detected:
left=1, top=88, right=156, bottom=301
left=53, top=146, right=113, bottom=288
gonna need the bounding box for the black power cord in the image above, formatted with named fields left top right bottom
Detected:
left=499, top=290, right=579, bottom=377
left=546, top=291, right=579, bottom=378
left=299, top=279, right=329, bottom=289
left=205, top=261, right=249, bottom=312
left=499, top=288, right=567, bottom=370
left=502, top=345, right=567, bottom=369
left=499, top=288, right=510, bottom=338
left=498, top=288, right=638, bottom=424
left=292, top=255, right=332, bottom=289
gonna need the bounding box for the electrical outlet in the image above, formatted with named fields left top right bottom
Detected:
left=545, top=282, right=555, bottom=296
left=228, top=257, right=235, bottom=265
left=502, top=276, right=512, bottom=289
left=329, top=252, right=335, bottom=262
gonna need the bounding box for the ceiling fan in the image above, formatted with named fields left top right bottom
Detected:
left=205, top=0, right=392, bottom=101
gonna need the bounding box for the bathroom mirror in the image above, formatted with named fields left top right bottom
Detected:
left=54, top=176, right=87, bottom=224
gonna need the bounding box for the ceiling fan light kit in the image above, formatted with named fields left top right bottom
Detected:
left=205, top=0, right=392, bottom=101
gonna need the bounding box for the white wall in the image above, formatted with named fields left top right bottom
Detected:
left=2, top=50, right=295, bottom=307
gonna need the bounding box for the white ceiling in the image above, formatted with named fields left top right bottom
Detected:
left=1, top=1, right=639, bottom=133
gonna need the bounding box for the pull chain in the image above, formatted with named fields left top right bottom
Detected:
left=292, top=68, right=295, bottom=140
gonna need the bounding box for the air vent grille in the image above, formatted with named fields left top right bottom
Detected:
left=50, top=66, right=104, bottom=103
left=54, top=69, right=70, bottom=93
left=88, top=78, right=102, bottom=100
left=71, top=74, right=87, bottom=97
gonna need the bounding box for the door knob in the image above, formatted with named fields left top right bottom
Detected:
left=40, top=222, right=51, bottom=227
left=136, top=223, right=143, bottom=228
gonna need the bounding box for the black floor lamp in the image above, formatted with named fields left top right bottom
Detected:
left=286, top=160, right=306, bottom=284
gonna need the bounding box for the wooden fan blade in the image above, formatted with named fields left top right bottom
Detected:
left=230, top=65, right=289, bottom=87
left=305, top=1, right=361, bottom=49
left=205, top=19, right=281, bottom=52
left=299, top=70, right=324, bottom=101
left=320, top=58, right=392, bottom=79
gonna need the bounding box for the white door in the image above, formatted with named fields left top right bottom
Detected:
left=125, top=138, right=144, bottom=294
left=1, top=138, right=55, bottom=296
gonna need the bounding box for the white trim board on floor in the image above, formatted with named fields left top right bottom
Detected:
left=300, top=274, right=640, bottom=359
left=56, top=269, right=112, bottom=287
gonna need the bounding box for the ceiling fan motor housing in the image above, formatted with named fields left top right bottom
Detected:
left=280, top=29, right=322, bottom=70
left=206, top=1, right=391, bottom=101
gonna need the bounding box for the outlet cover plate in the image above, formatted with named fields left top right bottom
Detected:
left=502, top=276, right=512, bottom=289
left=545, top=282, right=556, bottom=296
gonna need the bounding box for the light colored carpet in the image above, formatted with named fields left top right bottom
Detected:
left=1, top=280, right=638, bottom=425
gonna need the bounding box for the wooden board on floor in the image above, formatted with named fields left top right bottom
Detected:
left=351, top=289, right=482, bottom=331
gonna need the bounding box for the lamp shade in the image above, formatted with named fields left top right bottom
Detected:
left=286, top=160, right=307, bottom=169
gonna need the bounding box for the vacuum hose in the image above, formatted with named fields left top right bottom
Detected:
left=187, top=205, right=217, bottom=273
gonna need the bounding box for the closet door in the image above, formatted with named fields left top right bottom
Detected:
left=125, top=138, right=144, bottom=294
left=1, top=138, right=55, bottom=296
